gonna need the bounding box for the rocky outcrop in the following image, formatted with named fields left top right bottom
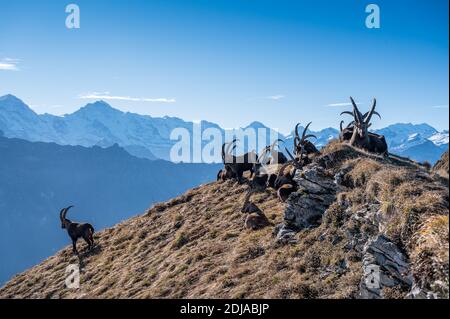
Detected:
left=284, top=165, right=338, bottom=230
left=360, top=235, right=412, bottom=299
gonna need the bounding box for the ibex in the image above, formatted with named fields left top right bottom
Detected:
left=251, top=145, right=288, bottom=190
left=241, top=190, right=270, bottom=230
left=339, top=121, right=354, bottom=142
left=340, top=103, right=381, bottom=142
left=342, top=97, right=388, bottom=155
left=217, top=165, right=236, bottom=181
left=222, top=139, right=258, bottom=183
left=60, top=206, right=95, bottom=255
left=260, top=139, right=288, bottom=165
left=272, top=147, right=305, bottom=201
left=294, top=122, right=320, bottom=159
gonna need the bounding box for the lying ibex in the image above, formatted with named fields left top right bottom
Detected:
left=340, top=103, right=381, bottom=142
left=60, top=206, right=95, bottom=255
left=341, top=97, right=388, bottom=155
left=241, top=190, right=270, bottom=230
left=294, top=122, right=320, bottom=159
left=273, top=148, right=306, bottom=201
left=250, top=145, right=276, bottom=189
left=222, top=139, right=258, bottom=183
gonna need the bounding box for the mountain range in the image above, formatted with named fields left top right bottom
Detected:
left=0, top=94, right=448, bottom=164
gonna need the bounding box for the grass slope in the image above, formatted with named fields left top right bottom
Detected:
left=1, top=142, right=448, bottom=299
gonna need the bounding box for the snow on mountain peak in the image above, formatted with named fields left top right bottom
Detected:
left=408, top=133, right=420, bottom=141
left=428, top=131, right=449, bottom=146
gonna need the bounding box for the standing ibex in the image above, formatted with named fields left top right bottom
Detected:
left=221, top=139, right=258, bottom=183
left=60, top=206, right=95, bottom=255
left=341, top=97, right=388, bottom=155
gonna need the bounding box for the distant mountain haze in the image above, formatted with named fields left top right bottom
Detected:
left=0, top=94, right=447, bottom=164
left=0, top=134, right=221, bottom=285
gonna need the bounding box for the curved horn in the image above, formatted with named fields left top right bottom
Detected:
left=295, top=123, right=301, bottom=139
left=59, top=208, right=65, bottom=222
left=364, top=98, right=377, bottom=124
left=226, top=138, right=239, bottom=155
left=362, top=111, right=381, bottom=121
left=301, top=122, right=313, bottom=142
left=340, top=121, right=344, bottom=132
left=294, top=136, right=299, bottom=150
left=285, top=147, right=296, bottom=162
left=270, top=139, right=284, bottom=151
left=285, top=147, right=302, bottom=169
left=350, top=97, right=363, bottom=123
left=221, top=143, right=227, bottom=161
left=60, top=205, right=74, bottom=221
left=258, top=146, right=270, bottom=164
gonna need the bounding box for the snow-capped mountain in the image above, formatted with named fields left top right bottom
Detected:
left=373, top=124, right=448, bottom=164
left=0, top=94, right=448, bottom=164
left=429, top=130, right=449, bottom=147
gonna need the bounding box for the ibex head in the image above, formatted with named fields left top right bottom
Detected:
left=60, top=205, right=74, bottom=229
left=294, top=122, right=317, bottom=155
left=221, top=139, right=238, bottom=163
left=346, top=97, right=379, bottom=139
left=340, top=98, right=381, bottom=137
left=259, top=139, right=283, bottom=163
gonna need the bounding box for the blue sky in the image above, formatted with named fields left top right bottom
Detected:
left=0, top=0, right=448, bottom=132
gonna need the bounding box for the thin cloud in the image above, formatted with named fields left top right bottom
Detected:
left=0, top=58, right=20, bottom=71
left=78, top=92, right=176, bottom=103
left=326, top=102, right=363, bottom=107
left=266, top=95, right=285, bottom=101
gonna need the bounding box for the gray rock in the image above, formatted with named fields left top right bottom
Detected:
left=334, top=163, right=353, bottom=186
left=406, top=283, right=444, bottom=299
left=273, top=223, right=297, bottom=245
left=360, top=235, right=412, bottom=299
left=284, top=165, right=337, bottom=229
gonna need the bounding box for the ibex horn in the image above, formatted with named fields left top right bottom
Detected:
left=364, top=98, right=378, bottom=124
left=60, top=205, right=74, bottom=221
left=350, top=97, right=363, bottom=123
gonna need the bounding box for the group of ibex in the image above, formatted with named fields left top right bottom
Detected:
left=58, top=97, right=388, bottom=250
left=218, top=121, right=321, bottom=229
left=219, top=97, right=388, bottom=230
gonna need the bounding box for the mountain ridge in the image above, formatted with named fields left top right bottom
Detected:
left=0, top=94, right=448, bottom=163
left=1, top=141, right=447, bottom=299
